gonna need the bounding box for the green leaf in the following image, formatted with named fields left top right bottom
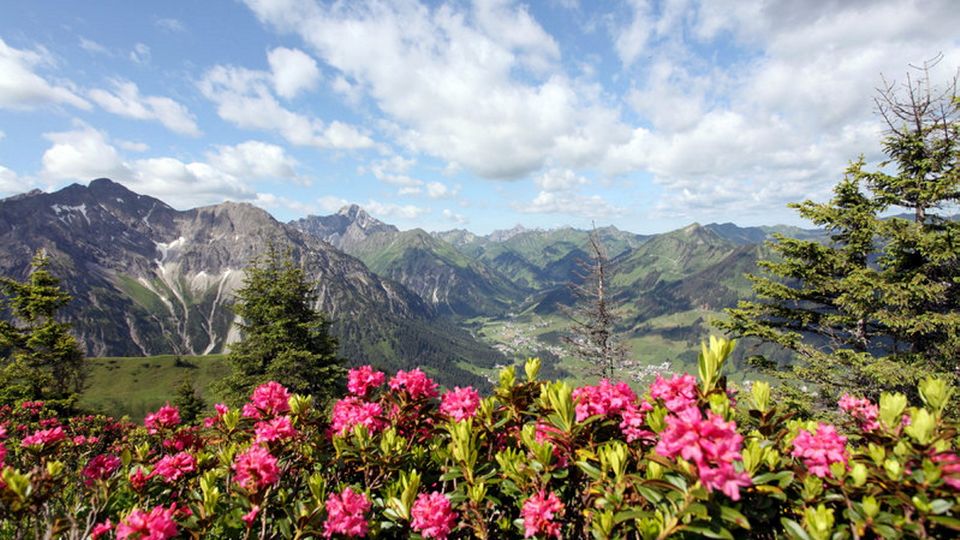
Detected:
left=682, top=523, right=734, bottom=540
left=930, top=516, right=960, bottom=531
left=719, top=506, right=751, bottom=529
left=780, top=518, right=812, bottom=540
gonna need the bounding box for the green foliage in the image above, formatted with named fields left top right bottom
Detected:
left=174, top=374, right=206, bottom=424
left=718, top=65, right=960, bottom=410
left=0, top=250, right=86, bottom=409
left=217, top=244, right=345, bottom=405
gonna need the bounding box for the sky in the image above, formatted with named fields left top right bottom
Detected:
left=0, top=1, right=958, bottom=235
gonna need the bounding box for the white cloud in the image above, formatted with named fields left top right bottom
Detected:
left=199, top=63, right=374, bottom=149
left=534, top=168, right=588, bottom=192
left=517, top=190, right=622, bottom=218
left=268, top=47, right=321, bottom=99
left=207, top=140, right=300, bottom=180
left=614, top=0, right=653, bottom=66
left=156, top=18, right=186, bottom=33
left=364, top=200, right=428, bottom=220
left=129, top=43, right=151, bottom=64
left=117, top=139, right=149, bottom=152
left=244, top=0, right=626, bottom=179
left=0, top=130, right=4, bottom=140
left=369, top=155, right=422, bottom=187
left=0, top=164, right=24, bottom=194
left=442, top=208, right=468, bottom=224
left=89, top=80, right=201, bottom=136
left=426, top=181, right=457, bottom=199
left=37, top=125, right=307, bottom=209
left=0, top=38, right=90, bottom=110
left=317, top=195, right=350, bottom=213
left=79, top=37, right=109, bottom=55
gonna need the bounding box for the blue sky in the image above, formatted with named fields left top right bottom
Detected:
left=0, top=0, right=958, bottom=234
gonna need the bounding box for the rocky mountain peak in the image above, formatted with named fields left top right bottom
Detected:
left=488, top=224, right=527, bottom=242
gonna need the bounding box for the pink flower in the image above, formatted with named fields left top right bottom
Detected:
left=83, top=454, right=122, bottom=486
left=0, top=445, right=6, bottom=469
left=144, top=404, right=181, bottom=434
left=655, top=408, right=751, bottom=499
left=522, top=490, right=564, bottom=539
left=116, top=505, right=179, bottom=540
left=389, top=369, right=439, bottom=400
left=21, top=426, right=67, bottom=448
left=838, top=394, right=880, bottom=431
left=330, top=397, right=385, bottom=436
left=91, top=519, right=113, bottom=540
left=232, top=446, right=280, bottom=491
left=619, top=402, right=654, bottom=442
left=440, top=386, right=481, bottom=421
left=151, top=451, right=196, bottom=483
left=255, top=415, right=298, bottom=444
left=411, top=492, right=457, bottom=539
left=698, top=463, right=752, bottom=501
left=932, top=452, right=960, bottom=490
left=572, top=380, right=638, bottom=422
left=20, top=400, right=44, bottom=411
left=791, top=423, right=848, bottom=478
left=348, top=365, right=386, bottom=398
left=242, top=505, right=261, bottom=528
left=129, top=467, right=150, bottom=491
left=323, top=487, right=371, bottom=538
left=243, top=381, right=291, bottom=418
left=204, top=403, right=230, bottom=427
left=649, top=373, right=699, bottom=413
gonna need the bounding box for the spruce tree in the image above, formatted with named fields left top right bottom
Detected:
left=718, top=62, right=959, bottom=408
left=174, top=375, right=206, bottom=424
left=218, top=244, right=344, bottom=405
left=0, top=249, right=87, bottom=407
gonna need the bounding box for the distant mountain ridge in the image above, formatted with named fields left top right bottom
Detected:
left=0, top=179, right=502, bottom=385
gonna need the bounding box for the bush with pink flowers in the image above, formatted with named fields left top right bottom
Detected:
left=0, top=336, right=957, bottom=538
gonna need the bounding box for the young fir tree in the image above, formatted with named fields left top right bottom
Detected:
left=173, top=375, right=206, bottom=424
left=562, top=229, right=627, bottom=379
left=218, top=244, right=344, bottom=405
left=0, top=249, right=86, bottom=407
left=718, top=61, right=959, bottom=409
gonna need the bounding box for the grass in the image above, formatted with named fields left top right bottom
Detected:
left=80, top=354, right=229, bottom=421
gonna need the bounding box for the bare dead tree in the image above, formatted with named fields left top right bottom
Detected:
left=561, top=226, right=627, bottom=379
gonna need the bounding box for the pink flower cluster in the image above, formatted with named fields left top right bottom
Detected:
left=389, top=368, right=439, bottom=400
left=440, top=386, right=481, bottom=421
left=116, top=504, right=178, bottom=540
left=838, top=394, right=880, bottom=431
left=521, top=489, right=564, bottom=539
left=791, top=423, right=848, bottom=478
left=931, top=452, right=960, bottom=490
left=347, top=365, right=386, bottom=398
left=232, top=445, right=280, bottom=491
left=243, top=381, right=291, bottom=418
left=411, top=492, right=457, bottom=539
left=152, top=451, right=196, bottom=483
left=649, top=373, right=699, bottom=413
left=331, top=397, right=385, bottom=436
left=323, top=487, right=371, bottom=538
left=20, top=426, right=67, bottom=448
left=656, top=407, right=751, bottom=500
left=255, top=415, right=297, bottom=444
left=204, top=403, right=229, bottom=428
left=573, top=380, right=654, bottom=442
left=83, top=454, right=122, bottom=486
left=144, top=404, right=181, bottom=434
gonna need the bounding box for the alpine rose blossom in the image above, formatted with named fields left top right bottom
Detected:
left=388, top=368, right=439, bottom=400
left=20, top=426, right=67, bottom=448
left=522, top=490, right=564, bottom=538
left=838, top=394, right=880, bottom=431
left=331, top=397, right=385, bottom=435
left=791, top=423, right=848, bottom=478
left=83, top=454, right=122, bottom=486
left=411, top=492, right=457, bottom=539
left=244, top=381, right=291, bottom=418
left=572, top=380, right=637, bottom=422
left=232, top=446, right=280, bottom=491
left=440, top=386, right=481, bottom=421
left=91, top=520, right=113, bottom=540
left=698, top=463, right=753, bottom=501
left=242, top=505, right=261, bottom=527
left=347, top=365, right=386, bottom=398
left=649, top=373, right=699, bottom=413
left=116, top=505, right=178, bottom=540
left=254, top=415, right=298, bottom=443
left=932, top=452, right=960, bottom=490
left=144, top=404, right=181, bottom=434
left=151, top=451, right=196, bottom=483
left=323, top=487, right=371, bottom=538
left=619, top=401, right=654, bottom=442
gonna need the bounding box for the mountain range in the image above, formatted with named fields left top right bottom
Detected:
left=1, top=179, right=822, bottom=384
